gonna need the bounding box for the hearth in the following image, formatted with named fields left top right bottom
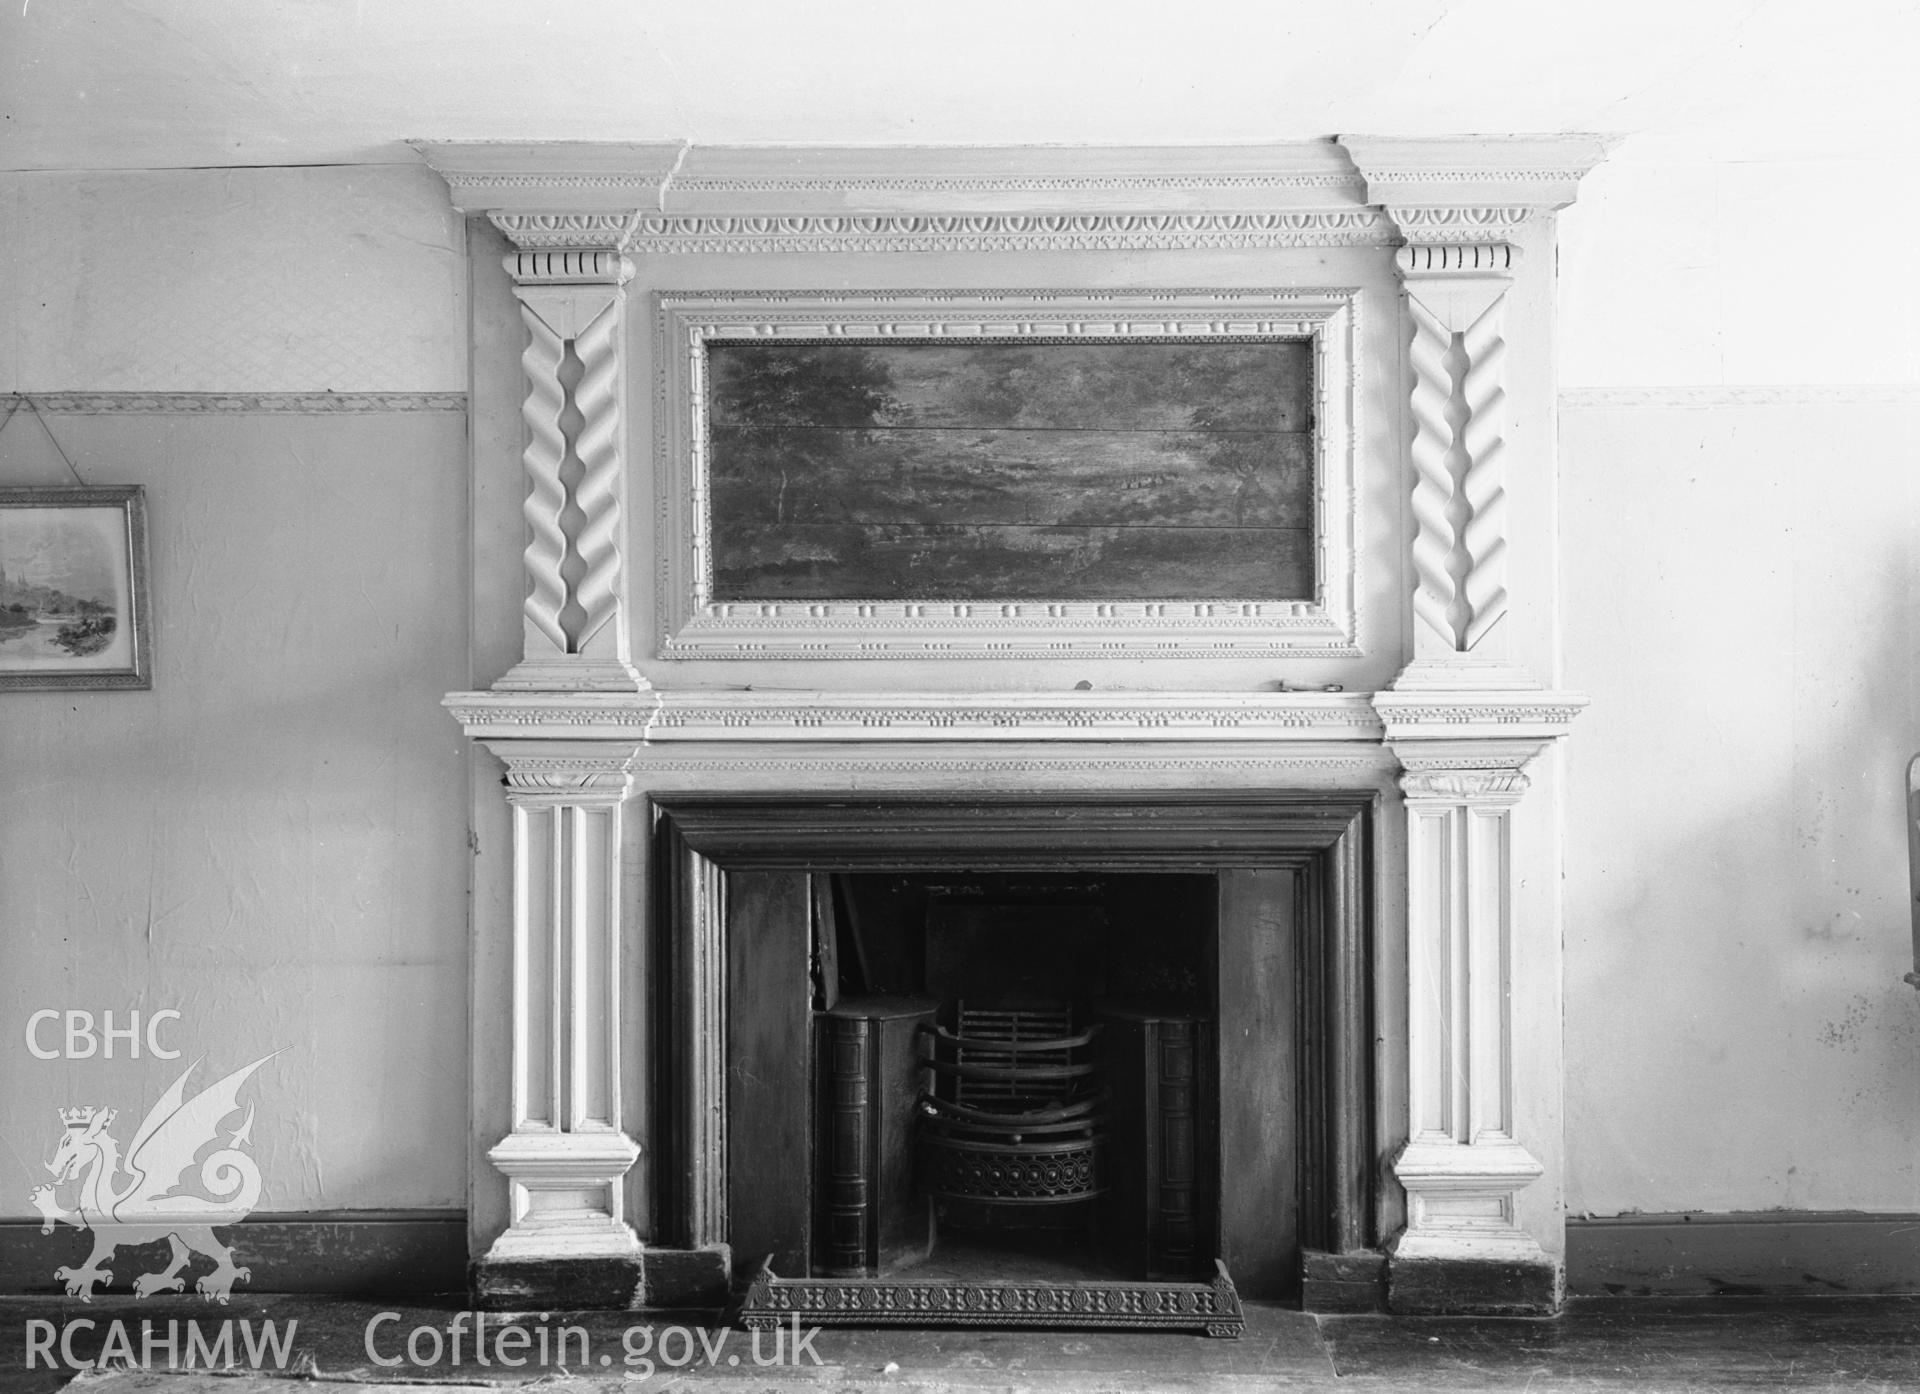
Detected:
left=810, top=872, right=1217, bottom=1289
left=650, top=794, right=1374, bottom=1328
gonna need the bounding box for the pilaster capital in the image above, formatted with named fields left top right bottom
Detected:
left=495, top=236, right=637, bottom=289
left=1396, top=767, right=1530, bottom=804
left=1376, top=677, right=1587, bottom=800
left=486, top=740, right=642, bottom=805
left=1394, top=240, right=1520, bottom=279
left=414, top=140, right=663, bottom=293
left=1393, top=240, right=1518, bottom=327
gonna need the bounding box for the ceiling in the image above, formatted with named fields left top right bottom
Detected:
left=0, top=0, right=1910, bottom=173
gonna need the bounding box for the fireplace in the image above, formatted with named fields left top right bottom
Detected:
left=430, top=135, right=1607, bottom=1319
left=650, top=794, right=1372, bottom=1322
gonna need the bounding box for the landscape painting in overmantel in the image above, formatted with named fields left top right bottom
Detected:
left=706, top=340, right=1317, bottom=602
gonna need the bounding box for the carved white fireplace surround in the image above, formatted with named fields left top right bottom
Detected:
left=425, top=136, right=1607, bottom=1316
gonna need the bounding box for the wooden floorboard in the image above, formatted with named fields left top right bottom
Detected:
left=0, top=1295, right=1915, bottom=1392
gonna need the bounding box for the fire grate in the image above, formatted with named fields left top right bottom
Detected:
left=917, top=1004, right=1106, bottom=1206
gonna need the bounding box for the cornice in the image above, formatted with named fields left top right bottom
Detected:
left=413, top=141, right=689, bottom=214
left=445, top=689, right=1387, bottom=744
left=1372, top=686, right=1587, bottom=782
left=416, top=140, right=1392, bottom=252
left=1338, top=135, right=1618, bottom=219
left=419, top=138, right=1610, bottom=255
left=415, top=139, right=1363, bottom=211
left=1371, top=688, right=1589, bottom=744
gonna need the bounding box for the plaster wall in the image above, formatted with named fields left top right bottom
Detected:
left=0, top=164, right=473, bottom=1217
left=6, top=143, right=1919, bottom=1233
left=1557, top=153, right=1920, bottom=1215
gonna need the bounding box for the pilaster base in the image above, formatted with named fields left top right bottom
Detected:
left=469, top=1246, right=732, bottom=1313
left=1387, top=1250, right=1563, bottom=1317
left=1390, top=1136, right=1558, bottom=1313
left=472, top=1254, right=645, bottom=1311
left=486, top=1131, right=642, bottom=1261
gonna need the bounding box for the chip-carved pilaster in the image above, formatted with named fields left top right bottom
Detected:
left=570, top=294, right=626, bottom=652
left=494, top=219, right=647, bottom=693
left=516, top=303, right=569, bottom=655
left=483, top=743, right=644, bottom=1260
left=1342, top=135, right=1613, bottom=677
left=1405, top=292, right=1457, bottom=647
left=1394, top=242, right=1516, bottom=659
left=1457, top=297, right=1511, bottom=650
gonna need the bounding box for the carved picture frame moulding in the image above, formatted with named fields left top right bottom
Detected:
left=652, top=288, right=1361, bottom=661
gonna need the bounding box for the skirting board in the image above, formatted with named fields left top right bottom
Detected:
left=0, top=1211, right=465, bottom=1297
left=1568, top=1212, right=1920, bottom=1297
left=8, top=1210, right=1914, bottom=1301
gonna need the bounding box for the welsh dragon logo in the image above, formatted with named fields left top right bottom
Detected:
left=29, top=1055, right=275, bottom=1303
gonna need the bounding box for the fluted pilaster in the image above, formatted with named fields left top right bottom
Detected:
left=482, top=743, right=643, bottom=1260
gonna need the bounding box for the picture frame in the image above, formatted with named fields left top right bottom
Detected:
left=0, top=485, right=153, bottom=690
left=653, top=289, right=1359, bottom=660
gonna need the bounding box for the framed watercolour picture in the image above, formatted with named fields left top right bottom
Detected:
left=0, top=485, right=152, bottom=690
left=654, top=289, right=1358, bottom=660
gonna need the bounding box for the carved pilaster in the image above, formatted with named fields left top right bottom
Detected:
left=1395, top=240, right=1517, bottom=660
left=1341, top=136, right=1613, bottom=676
left=493, top=218, right=647, bottom=692
left=1393, top=757, right=1539, bottom=1258
left=481, top=743, right=643, bottom=1260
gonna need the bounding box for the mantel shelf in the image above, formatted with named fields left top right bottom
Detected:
left=444, top=686, right=1587, bottom=745
left=446, top=688, right=1383, bottom=742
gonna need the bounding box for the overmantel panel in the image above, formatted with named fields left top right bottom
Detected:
left=422, top=138, right=1410, bottom=692
left=628, top=253, right=1402, bottom=692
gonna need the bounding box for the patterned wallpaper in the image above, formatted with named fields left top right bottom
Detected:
left=3, top=164, right=467, bottom=394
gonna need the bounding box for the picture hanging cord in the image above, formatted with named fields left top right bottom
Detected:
left=0, top=395, right=88, bottom=486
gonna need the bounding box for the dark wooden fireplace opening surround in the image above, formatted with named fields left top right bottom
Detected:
left=647, top=793, right=1375, bottom=1316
